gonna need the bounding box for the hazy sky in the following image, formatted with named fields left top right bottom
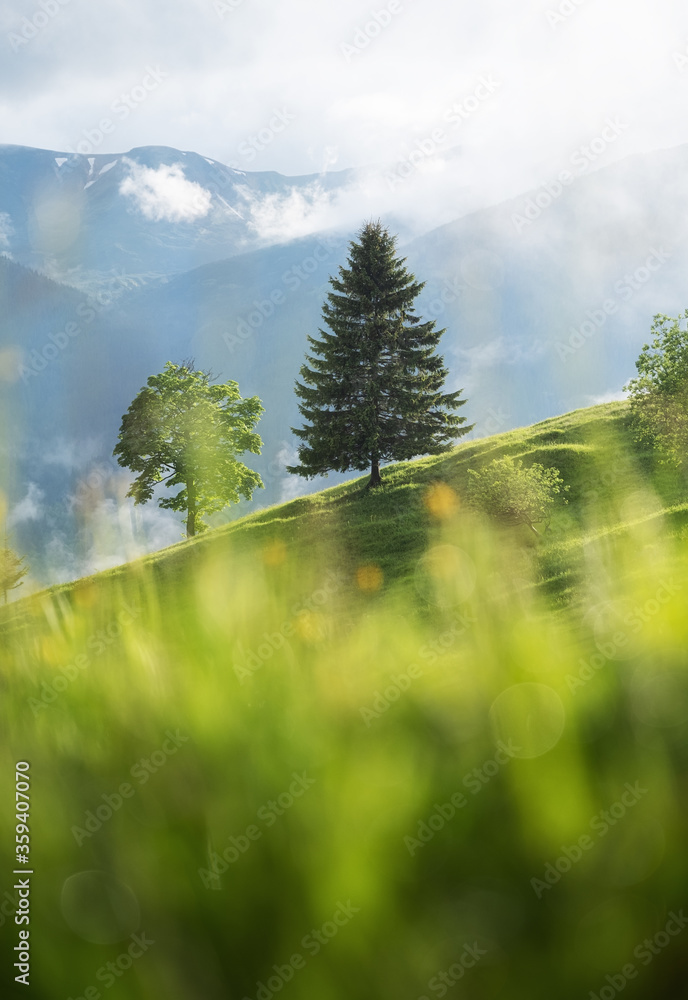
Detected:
left=4, top=0, right=688, bottom=581
left=1, top=0, right=687, bottom=203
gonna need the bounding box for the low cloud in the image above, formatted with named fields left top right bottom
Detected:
left=274, top=442, right=310, bottom=503
left=585, top=389, right=628, bottom=406
left=8, top=483, right=45, bottom=527
left=44, top=496, right=182, bottom=584
left=235, top=156, right=496, bottom=246
left=237, top=182, right=341, bottom=243
left=42, top=437, right=104, bottom=471
left=458, top=336, right=548, bottom=369
left=0, top=212, right=13, bottom=254
left=119, top=158, right=212, bottom=223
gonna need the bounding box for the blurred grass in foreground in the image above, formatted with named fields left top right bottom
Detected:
left=1, top=402, right=688, bottom=999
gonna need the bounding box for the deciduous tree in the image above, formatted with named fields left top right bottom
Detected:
left=114, top=361, right=263, bottom=537
left=466, top=455, right=568, bottom=535
left=0, top=545, right=28, bottom=604
left=625, top=310, right=688, bottom=465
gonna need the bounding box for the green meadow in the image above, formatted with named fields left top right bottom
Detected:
left=2, top=398, right=688, bottom=999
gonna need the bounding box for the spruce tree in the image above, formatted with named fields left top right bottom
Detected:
left=288, top=221, right=471, bottom=486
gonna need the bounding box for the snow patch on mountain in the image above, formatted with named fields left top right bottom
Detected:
left=217, top=195, right=244, bottom=220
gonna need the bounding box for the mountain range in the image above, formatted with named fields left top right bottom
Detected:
left=1, top=140, right=687, bottom=585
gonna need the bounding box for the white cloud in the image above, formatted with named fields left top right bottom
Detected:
left=85, top=497, right=182, bottom=568
left=0, top=212, right=13, bottom=251
left=8, top=483, right=45, bottom=527
left=236, top=161, right=476, bottom=245
left=119, top=158, right=212, bottom=223
left=458, top=337, right=548, bottom=369
left=272, top=442, right=310, bottom=502
left=42, top=437, right=104, bottom=471
left=44, top=496, right=182, bottom=584
left=42, top=533, right=85, bottom=587
left=237, top=183, right=337, bottom=243
left=585, top=389, right=629, bottom=406
left=2, top=0, right=685, bottom=225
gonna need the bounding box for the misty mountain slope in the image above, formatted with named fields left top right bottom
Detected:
left=0, top=256, right=198, bottom=583
left=0, top=257, right=128, bottom=445
left=4, top=141, right=688, bottom=585
left=115, top=232, right=354, bottom=491
left=400, top=143, right=688, bottom=424
left=119, top=142, right=688, bottom=455
left=0, top=143, right=354, bottom=289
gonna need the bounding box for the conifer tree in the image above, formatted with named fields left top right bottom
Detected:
left=288, top=221, right=471, bottom=487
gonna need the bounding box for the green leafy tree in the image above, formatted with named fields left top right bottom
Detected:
left=288, top=221, right=471, bottom=487
left=466, top=455, right=568, bottom=535
left=1, top=545, right=29, bottom=604
left=114, top=361, right=264, bottom=538
left=625, top=310, right=688, bottom=464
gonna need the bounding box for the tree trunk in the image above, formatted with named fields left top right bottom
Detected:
left=186, top=479, right=196, bottom=538
left=369, top=457, right=382, bottom=488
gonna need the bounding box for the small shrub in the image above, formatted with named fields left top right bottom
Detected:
left=466, top=455, right=568, bottom=534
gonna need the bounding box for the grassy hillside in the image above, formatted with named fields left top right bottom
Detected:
left=8, top=398, right=687, bottom=622
left=2, top=399, right=688, bottom=1000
